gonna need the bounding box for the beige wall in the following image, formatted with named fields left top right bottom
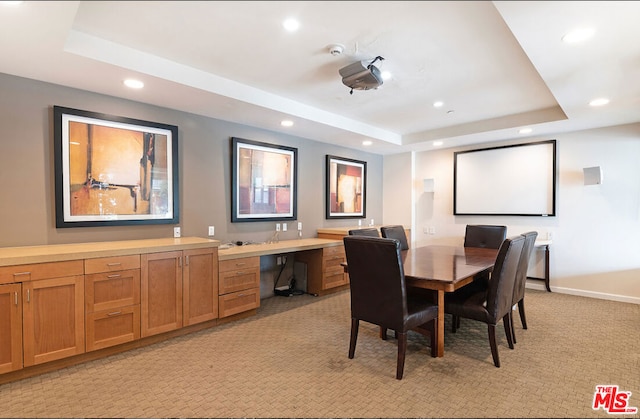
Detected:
left=0, top=72, right=383, bottom=248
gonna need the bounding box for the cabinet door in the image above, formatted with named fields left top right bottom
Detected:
left=183, top=248, right=219, bottom=326
left=141, top=251, right=183, bottom=337
left=0, top=283, right=22, bottom=374
left=22, top=276, right=85, bottom=367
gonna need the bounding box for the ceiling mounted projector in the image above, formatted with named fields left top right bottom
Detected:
left=339, top=56, right=385, bottom=94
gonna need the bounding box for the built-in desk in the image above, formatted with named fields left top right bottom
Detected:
left=218, top=238, right=347, bottom=296
left=317, top=226, right=411, bottom=241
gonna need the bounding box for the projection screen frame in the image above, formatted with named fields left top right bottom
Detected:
left=453, top=140, right=557, bottom=217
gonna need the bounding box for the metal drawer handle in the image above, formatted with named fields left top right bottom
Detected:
left=235, top=262, right=246, bottom=267
left=107, top=311, right=122, bottom=316
left=107, top=274, right=121, bottom=278
left=15, top=291, right=18, bottom=306
left=235, top=271, right=246, bottom=275
left=13, top=271, right=31, bottom=277
left=107, top=262, right=121, bottom=267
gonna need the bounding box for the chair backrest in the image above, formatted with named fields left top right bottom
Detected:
left=512, top=231, right=538, bottom=302
left=348, top=227, right=380, bottom=237
left=380, top=225, right=409, bottom=250
left=485, top=235, right=525, bottom=322
left=464, top=224, right=507, bottom=249
left=343, top=236, right=407, bottom=330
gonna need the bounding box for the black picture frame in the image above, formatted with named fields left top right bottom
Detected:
left=53, top=106, right=179, bottom=228
left=326, top=155, right=366, bottom=219
left=231, top=137, right=297, bottom=222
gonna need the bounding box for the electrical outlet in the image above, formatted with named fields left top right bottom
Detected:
left=358, top=219, right=362, bottom=226
left=428, top=226, right=436, bottom=235
left=370, top=219, right=375, bottom=226
left=297, top=222, right=302, bottom=231
left=173, top=227, right=181, bottom=238
left=276, top=223, right=281, bottom=232
left=282, top=223, right=287, bottom=232
left=208, top=226, right=215, bottom=236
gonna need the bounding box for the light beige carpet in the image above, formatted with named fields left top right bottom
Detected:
left=0, top=289, right=638, bottom=418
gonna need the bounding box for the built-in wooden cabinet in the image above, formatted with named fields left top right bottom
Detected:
left=0, top=283, right=22, bottom=374
left=84, top=255, right=141, bottom=351
left=182, top=248, right=218, bottom=326
left=0, top=237, right=220, bottom=385
left=141, top=251, right=183, bottom=337
left=22, top=274, right=85, bottom=367
left=141, top=247, right=219, bottom=335
left=296, top=245, right=348, bottom=296
left=218, top=256, right=260, bottom=318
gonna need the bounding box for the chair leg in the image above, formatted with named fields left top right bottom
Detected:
left=452, top=314, right=459, bottom=333
left=488, top=324, right=500, bottom=368
left=380, top=326, right=387, bottom=340
left=510, top=311, right=517, bottom=344
left=349, top=318, right=359, bottom=359
left=396, top=331, right=407, bottom=380
left=518, top=299, right=528, bottom=329
left=503, top=313, right=514, bottom=349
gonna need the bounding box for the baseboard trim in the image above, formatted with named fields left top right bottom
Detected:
left=526, top=281, right=640, bottom=305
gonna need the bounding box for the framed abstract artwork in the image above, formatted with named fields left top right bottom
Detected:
left=53, top=106, right=179, bottom=227
left=326, top=155, right=366, bottom=219
left=231, top=137, right=297, bottom=222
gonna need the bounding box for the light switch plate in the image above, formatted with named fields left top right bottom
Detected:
left=173, top=227, right=181, bottom=238
left=208, top=226, right=215, bottom=236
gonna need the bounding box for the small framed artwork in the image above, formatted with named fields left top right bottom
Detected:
left=326, top=155, right=366, bottom=219
left=231, top=137, right=297, bottom=222
left=53, top=106, right=179, bottom=228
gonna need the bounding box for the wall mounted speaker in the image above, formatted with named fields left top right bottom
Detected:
left=423, top=178, right=434, bottom=193
left=583, top=166, right=603, bottom=185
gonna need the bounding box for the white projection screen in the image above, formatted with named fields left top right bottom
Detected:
left=454, top=140, right=556, bottom=216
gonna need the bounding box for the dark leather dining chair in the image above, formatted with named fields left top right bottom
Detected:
left=343, top=235, right=438, bottom=380
left=511, top=231, right=538, bottom=343
left=444, top=235, right=525, bottom=368
left=380, top=225, right=409, bottom=250
left=348, top=227, right=380, bottom=237
left=463, top=224, right=507, bottom=249
left=462, top=224, right=507, bottom=290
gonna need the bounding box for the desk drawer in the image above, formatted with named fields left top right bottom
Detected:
left=218, top=287, right=260, bottom=318
left=323, top=246, right=345, bottom=271
left=0, top=260, right=84, bottom=284
left=219, top=268, right=260, bottom=295
left=324, top=269, right=347, bottom=289
left=85, top=269, right=141, bottom=313
left=84, top=255, right=140, bottom=274
left=219, top=257, right=260, bottom=273
left=86, top=305, right=140, bottom=351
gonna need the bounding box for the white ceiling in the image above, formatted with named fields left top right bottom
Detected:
left=1, top=1, right=639, bottom=155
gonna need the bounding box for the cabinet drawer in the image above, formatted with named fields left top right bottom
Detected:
left=0, top=260, right=84, bottom=284
left=323, top=248, right=345, bottom=271
left=85, top=269, right=140, bottom=313
left=86, top=305, right=140, bottom=351
left=85, top=255, right=141, bottom=274
left=323, top=245, right=345, bottom=258
left=219, top=257, right=260, bottom=273
left=218, top=287, right=260, bottom=318
left=324, top=269, right=348, bottom=289
left=219, top=267, right=260, bottom=295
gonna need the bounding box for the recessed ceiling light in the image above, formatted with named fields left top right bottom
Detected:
left=281, top=120, right=294, bottom=127
left=433, top=101, right=444, bottom=108
left=433, top=141, right=443, bottom=146
left=362, top=140, right=372, bottom=146
left=519, top=127, right=533, bottom=134
left=123, top=79, right=144, bottom=89
left=282, top=18, right=300, bottom=32
left=589, top=97, right=610, bottom=107
left=562, top=27, right=595, bottom=44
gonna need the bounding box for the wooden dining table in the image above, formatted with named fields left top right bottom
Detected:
left=401, top=245, right=498, bottom=357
